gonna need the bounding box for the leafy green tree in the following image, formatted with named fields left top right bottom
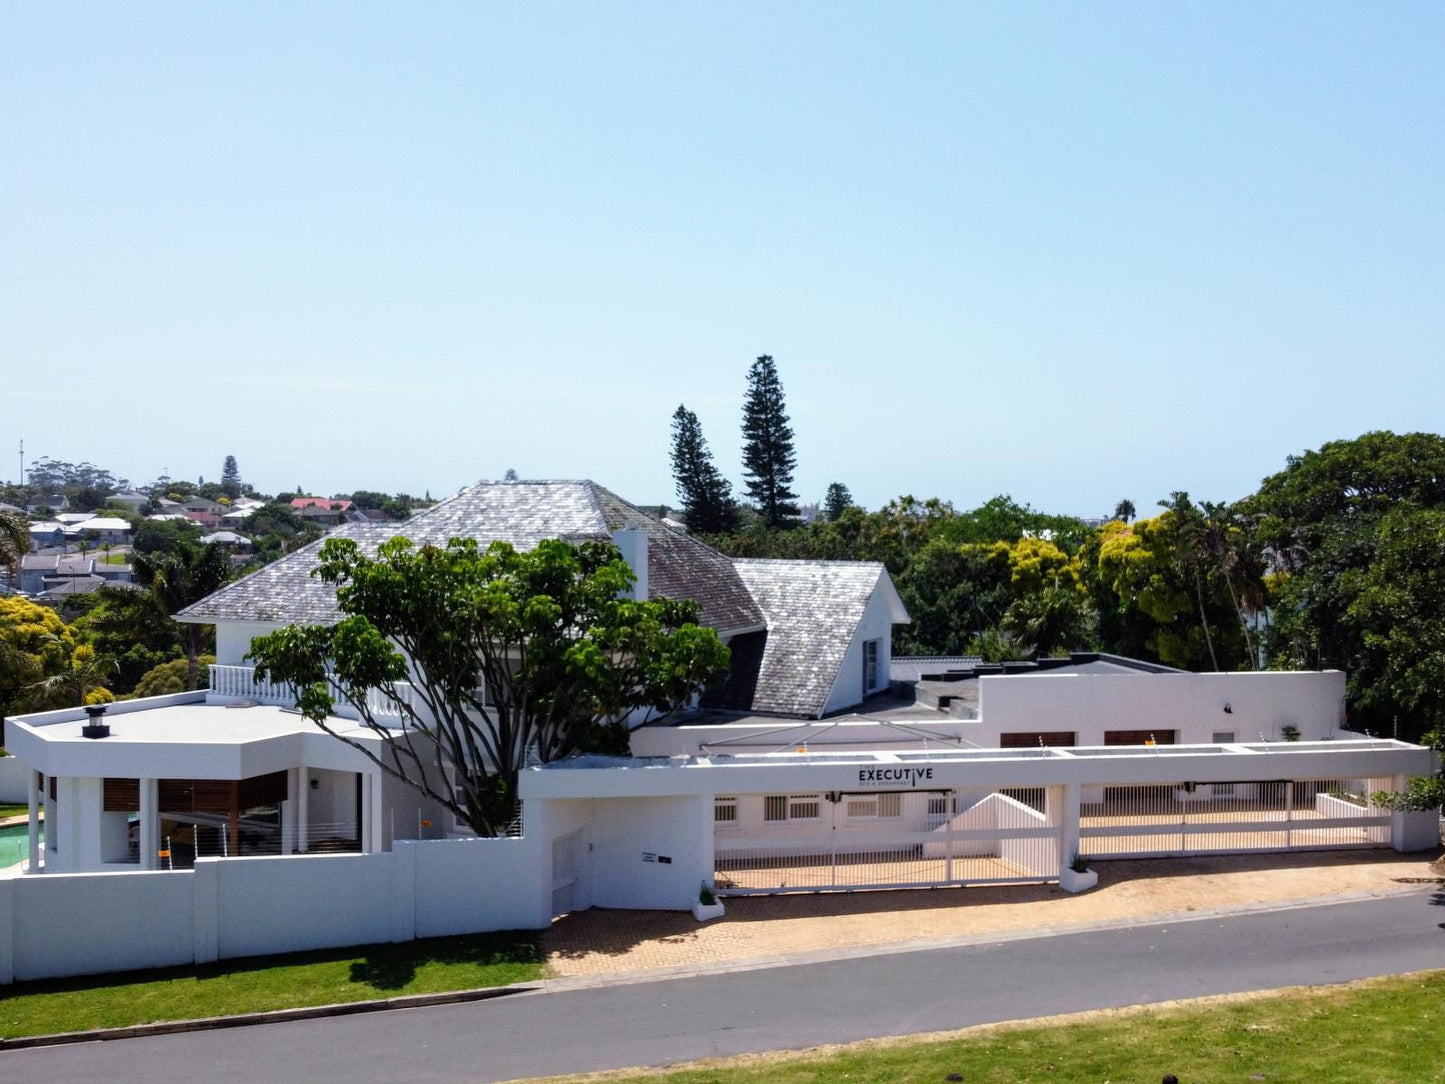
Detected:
left=131, top=517, right=204, bottom=554
left=131, top=540, right=231, bottom=690
left=220, top=456, right=242, bottom=500
left=248, top=536, right=732, bottom=835
left=740, top=354, right=800, bottom=528
left=823, top=483, right=853, bottom=522
left=1250, top=431, right=1445, bottom=741
left=132, top=654, right=216, bottom=698
left=670, top=405, right=738, bottom=533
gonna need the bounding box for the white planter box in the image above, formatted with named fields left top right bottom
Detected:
left=692, top=900, right=726, bottom=922
left=1058, top=867, right=1098, bottom=893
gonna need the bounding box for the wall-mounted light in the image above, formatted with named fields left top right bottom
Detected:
left=1223, top=703, right=1233, bottom=714
left=310, top=778, right=320, bottom=791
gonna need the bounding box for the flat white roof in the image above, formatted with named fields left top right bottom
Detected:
left=7, top=698, right=386, bottom=780
left=520, top=740, right=1438, bottom=800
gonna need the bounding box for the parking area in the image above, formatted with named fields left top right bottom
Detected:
left=544, top=847, right=1442, bottom=978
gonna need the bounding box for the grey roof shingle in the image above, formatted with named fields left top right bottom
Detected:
left=726, top=558, right=889, bottom=718
left=176, top=481, right=764, bottom=634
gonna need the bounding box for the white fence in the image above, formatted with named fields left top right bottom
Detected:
left=0, top=836, right=548, bottom=985
left=208, top=664, right=427, bottom=724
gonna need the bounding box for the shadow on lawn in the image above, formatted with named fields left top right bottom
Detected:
left=5, top=931, right=545, bottom=1000
left=347, top=931, right=543, bottom=990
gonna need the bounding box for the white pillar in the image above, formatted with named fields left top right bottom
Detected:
left=1058, top=783, right=1081, bottom=872
left=27, top=770, right=41, bottom=874
left=297, top=766, right=309, bottom=853
left=140, top=778, right=158, bottom=871
left=366, top=771, right=384, bottom=853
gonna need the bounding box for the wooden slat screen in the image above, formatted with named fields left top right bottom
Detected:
left=103, top=778, right=140, bottom=811
left=1103, top=730, right=1176, bottom=746
left=1000, top=731, right=1077, bottom=748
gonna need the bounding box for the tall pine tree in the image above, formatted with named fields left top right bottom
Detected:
left=740, top=355, right=800, bottom=528
left=670, top=405, right=738, bottom=533
left=220, top=455, right=242, bottom=500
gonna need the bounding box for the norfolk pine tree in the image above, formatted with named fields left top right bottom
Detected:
left=220, top=455, right=242, bottom=500
left=670, top=405, right=738, bottom=533
left=741, top=354, right=800, bottom=528
left=823, top=482, right=854, bottom=522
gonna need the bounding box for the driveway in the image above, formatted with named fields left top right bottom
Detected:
left=546, top=848, right=1442, bottom=977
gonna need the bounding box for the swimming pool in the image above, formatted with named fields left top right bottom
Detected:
left=0, top=822, right=42, bottom=868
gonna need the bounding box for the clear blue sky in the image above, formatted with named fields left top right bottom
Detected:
left=5, top=3, right=1442, bottom=516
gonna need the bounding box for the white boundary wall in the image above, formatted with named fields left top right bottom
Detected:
left=0, top=837, right=553, bottom=985
left=0, top=756, right=29, bottom=803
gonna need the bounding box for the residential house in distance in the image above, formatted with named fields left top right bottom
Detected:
left=290, top=496, right=353, bottom=527
left=107, top=491, right=150, bottom=513
left=18, top=554, right=133, bottom=596
left=73, top=516, right=132, bottom=545
left=27, top=521, right=66, bottom=551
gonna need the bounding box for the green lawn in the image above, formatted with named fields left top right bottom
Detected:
left=0, top=930, right=544, bottom=1040
left=0, top=803, right=28, bottom=819
left=97, top=551, right=130, bottom=564
left=549, top=971, right=1445, bottom=1084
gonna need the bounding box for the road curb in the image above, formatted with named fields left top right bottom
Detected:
left=0, top=981, right=544, bottom=1051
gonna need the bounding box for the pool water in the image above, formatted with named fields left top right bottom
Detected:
left=0, top=822, right=42, bottom=868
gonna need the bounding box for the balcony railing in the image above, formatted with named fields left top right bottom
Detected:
left=208, top=664, right=428, bottom=726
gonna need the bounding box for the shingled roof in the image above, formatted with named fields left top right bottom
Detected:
left=727, top=558, right=904, bottom=718
left=176, top=481, right=764, bottom=634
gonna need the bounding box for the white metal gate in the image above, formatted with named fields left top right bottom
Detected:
left=714, top=788, right=1062, bottom=895
left=551, top=829, right=583, bottom=916
left=1079, top=777, right=1393, bottom=860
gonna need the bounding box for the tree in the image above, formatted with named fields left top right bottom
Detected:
left=1113, top=499, right=1135, bottom=523
left=740, top=354, right=800, bottom=528
left=0, top=510, right=27, bottom=591
left=670, top=405, right=738, bottom=533
left=0, top=597, right=86, bottom=713
left=27, top=642, right=116, bottom=709
left=220, top=455, right=242, bottom=500
left=248, top=536, right=731, bottom=836
left=132, top=654, right=217, bottom=698
left=1249, top=431, right=1445, bottom=741
left=131, top=540, right=232, bottom=690
left=823, top=483, right=853, bottom=522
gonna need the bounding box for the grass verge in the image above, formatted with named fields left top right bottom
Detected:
left=532, top=970, right=1445, bottom=1084
left=0, top=930, right=544, bottom=1040
left=0, top=804, right=29, bottom=819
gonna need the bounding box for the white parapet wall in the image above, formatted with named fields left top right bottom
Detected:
left=0, top=756, right=30, bottom=804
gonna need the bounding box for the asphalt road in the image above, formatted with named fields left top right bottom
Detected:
left=5, top=891, right=1443, bottom=1083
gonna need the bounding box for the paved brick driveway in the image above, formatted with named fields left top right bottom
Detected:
left=545, top=848, right=1442, bottom=978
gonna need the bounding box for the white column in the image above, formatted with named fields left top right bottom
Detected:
left=1058, top=783, right=1081, bottom=873
left=297, top=766, right=309, bottom=853
left=367, top=771, right=384, bottom=853
left=140, top=778, right=158, bottom=870
left=27, top=770, right=41, bottom=874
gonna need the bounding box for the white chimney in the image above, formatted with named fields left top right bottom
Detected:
left=611, top=527, right=649, bottom=601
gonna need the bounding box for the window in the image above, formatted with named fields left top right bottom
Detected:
left=862, top=639, right=880, bottom=692
left=714, top=797, right=738, bottom=826
left=845, top=793, right=902, bottom=820
left=764, top=794, right=821, bottom=823
left=1212, top=731, right=1236, bottom=744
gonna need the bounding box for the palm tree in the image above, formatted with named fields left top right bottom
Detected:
left=1200, top=500, right=1267, bottom=669
left=1113, top=499, right=1136, bottom=524
left=0, top=511, right=28, bottom=591
left=131, top=540, right=231, bottom=690
left=27, top=641, right=116, bottom=709
left=1161, top=492, right=1219, bottom=671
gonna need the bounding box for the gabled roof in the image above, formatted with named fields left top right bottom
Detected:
left=21, top=554, right=94, bottom=575
left=291, top=497, right=353, bottom=511
left=176, top=481, right=765, bottom=634
left=727, top=559, right=908, bottom=718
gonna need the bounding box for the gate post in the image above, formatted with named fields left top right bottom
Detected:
left=1058, top=784, right=1080, bottom=875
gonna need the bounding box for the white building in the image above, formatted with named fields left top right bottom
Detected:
left=0, top=478, right=1438, bottom=986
